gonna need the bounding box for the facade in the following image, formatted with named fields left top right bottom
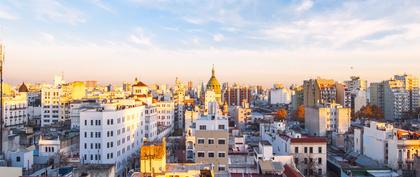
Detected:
left=260, top=125, right=327, bottom=177
left=2, top=93, right=28, bottom=128
left=156, top=101, right=174, bottom=127
left=394, top=74, right=419, bottom=112
left=79, top=102, right=145, bottom=176
left=305, top=103, right=351, bottom=136
left=144, top=105, right=158, bottom=141
left=357, top=121, right=420, bottom=171
left=383, top=80, right=409, bottom=120
left=303, top=78, right=337, bottom=107
left=222, top=83, right=252, bottom=106
left=186, top=102, right=229, bottom=174
left=41, top=87, right=61, bottom=127
left=269, top=86, right=293, bottom=105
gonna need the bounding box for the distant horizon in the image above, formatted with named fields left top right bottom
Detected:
left=1, top=1, right=420, bottom=87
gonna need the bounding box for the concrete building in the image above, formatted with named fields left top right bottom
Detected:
left=356, top=121, right=420, bottom=171
left=144, top=105, right=158, bottom=141
left=2, top=93, right=28, bottom=128
left=79, top=101, right=145, bottom=176
left=394, top=74, right=419, bottom=112
left=269, top=85, right=293, bottom=105
left=304, top=78, right=337, bottom=107
left=260, top=125, right=327, bottom=176
left=41, top=87, right=61, bottom=127
left=222, top=83, right=252, bottom=106
left=383, top=80, right=409, bottom=120
left=186, top=102, right=229, bottom=174
left=305, top=103, right=351, bottom=136
left=156, top=101, right=174, bottom=127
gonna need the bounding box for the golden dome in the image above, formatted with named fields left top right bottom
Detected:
left=206, top=65, right=221, bottom=94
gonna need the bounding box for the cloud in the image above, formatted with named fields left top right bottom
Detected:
left=0, top=5, right=19, bottom=20
left=33, top=0, right=86, bottom=25
left=40, top=32, right=55, bottom=43
left=128, top=27, right=155, bottom=48
left=213, top=34, right=224, bottom=42
left=90, top=0, right=115, bottom=13
left=295, top=0, right=314, bottom=13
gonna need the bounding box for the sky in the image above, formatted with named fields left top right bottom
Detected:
left=1, top=0, right=420, bottom=87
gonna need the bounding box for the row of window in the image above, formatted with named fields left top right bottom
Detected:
left=198, top=124, right=226, bottom=130
left=294, top=146, right=323, bottom=154
left=197, top=138, right=226, bottom=145
left=197, top=151, right=226, bottom=158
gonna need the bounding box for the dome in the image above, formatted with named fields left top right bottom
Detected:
left=206, top=65, right=221, bottom=94
left=18, top=82, right=29, bottom=92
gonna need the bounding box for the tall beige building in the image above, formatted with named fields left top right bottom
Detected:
left=305, top=103, right=351, bottom=136
left=303, top=78, right=337, bottom=107
left=186, top=102, right=229, bottom=174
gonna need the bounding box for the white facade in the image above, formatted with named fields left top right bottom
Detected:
left=2, top=93, right=28, bottom=128
left=359, top=121, right=420, bottom=170
left=260, top=124, right=327, bottom=176
left=144, top=105, right=158, bottom=141
left=80, top=103, right=145, bottom=175
left=39, top=136, right=60, bottom=157
left=269, top=88, right=293, bottom=105
left=156, top=101, right=174, bottom=127
left=41, top=87, right=61, bottom=127
left=305, top=103, right=351, bottom=136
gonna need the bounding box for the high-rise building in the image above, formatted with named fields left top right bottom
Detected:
left=344, top=76, right=368, bottom=113
left=222, top=83, right=252, bottom=106
left=41, top=87, right=61, bottom=127
left=268, top=84, right=293, bottom=105
left=303, top=78, right=337, bottom=107
left=383, top=80, right=409, bottom=120
left=394, top=74, right=419, bottom=112
left=2, top=93, right=28, bottom=128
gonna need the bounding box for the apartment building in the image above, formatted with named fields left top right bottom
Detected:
left=305, top=103, right=351, bottom=136
left=41, top=87, right=61, bottom=127
left=2, top=93, right=28, bottom=128
left=156, top=101, right=174, bottom=127
left=79, top=102, right=145, bottom=176
left=186, top=102, right=229, bottom=174
left=356, top=121, right=420, bottom=171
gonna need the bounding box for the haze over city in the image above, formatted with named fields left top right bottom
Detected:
left=1, top=0, right=420, bottom=86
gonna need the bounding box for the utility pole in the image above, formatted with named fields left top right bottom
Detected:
left=0, top=44, right=4, bottom=155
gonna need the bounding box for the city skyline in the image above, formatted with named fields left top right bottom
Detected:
left=1, top=0, right=420, bottom=86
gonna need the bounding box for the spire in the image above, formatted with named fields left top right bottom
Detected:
left=212, top=64, right=215, bottom=77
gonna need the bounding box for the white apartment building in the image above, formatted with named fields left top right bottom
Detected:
left=269, top=87, right=293, bottom=105
left=79, top=102, right=145, bottom=176
left=144, top=105, right=158, bottom=141
left=305, top=103, right=351, bottom=136
left=156, top=101, right=174, bottom=127
left=2, top=93, right=28, bottom=128
left=260, top=124, right=327, bottom=176
left=41, top=87, right=61, bottom=127
left=356, top=121, right=420, bottom=171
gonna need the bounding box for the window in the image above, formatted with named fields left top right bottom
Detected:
left=198, top=139, right=205, bottom=144
left=218, top=139, right=226, bottom=144
left=218, top=152, right=225, bottom=158
left=208, top=152, right=215, bottom=158
left=16, top=156, right=21, bottom=162
left=218, top=165, right=226, bottom=171
left=218, top=124, right=225, bottom=130
left=310, top=147, right=313, bottom=153
left=318, top=169, right=322, bottom=175
left=304, top=158, right=308, bottom=164
left=294, top=147, right=299, bottom=153
left=199, top=125, right=206, bottom=130
left=318, top=158, right=322, bottom=164
left=304, top=147, right=308, bottom=153
left=208, top=139, right=214, bottom=144
left=197, top=152, right=205, bottom=157
left=318, top=147, right=322, bottom=153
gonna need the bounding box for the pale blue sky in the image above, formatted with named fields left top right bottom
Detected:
left=1, top=0, right=420, bottom=86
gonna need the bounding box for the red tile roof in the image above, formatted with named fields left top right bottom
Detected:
left=290, top=137, right=327, bottom=143
left=283, top=164, right=304, bottom=177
